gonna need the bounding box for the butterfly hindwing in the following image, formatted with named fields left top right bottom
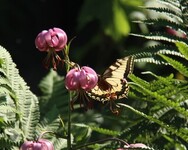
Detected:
left=87, top=56, right=134, bottom=102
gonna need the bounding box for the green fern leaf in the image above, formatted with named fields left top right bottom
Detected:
left=118, top=103, right=188, bottom=143
left=129, top=73, right=188, bottom=117
left=159, top=54, right=188, bottom=77
left=72, top=123, right=120, bottom=137
left=38, top=106, right=61, bottom=129
left=0, top=45, right=40, bottom=143
left=38, top=69, right=69, bottom=118
left=71, top=123, right=92, bottom=144
left=127, top=44, right=184, bottom=65
left=145, top=7, right=182, bottom=20
left=175, top=42, right=188, bottom=60
left=157, top=0, right=181, bottom=9
left=128, top=74, right=150, bottom=89
left=90, top=126, right=120, bottom=136
left=130, top=32, right=188, bottom=44
left=52, top=138, right=67, bottom=150
left=135, top=19, right=186, bottom=32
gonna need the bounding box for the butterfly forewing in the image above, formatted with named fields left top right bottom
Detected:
left=87, top=56, right=134, bottom=102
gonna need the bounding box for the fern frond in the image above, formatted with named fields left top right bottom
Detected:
left=129, top=74, right=150, bottom=89
left=175, top=42, right=188, bottom=60
left=72, top=123, right=120, bottom=136
left=152, top=106, right=172, bottom=119
left=134, top=57, right=168, bottom=65
left=129, top=0, right=188, bottom=148
left=118, top=103, right=188, bottom=143
left=38, top=69, right=69, bottom=119
left=0, top=46, right=40, bottom=142
left=157, top=0, right=181, bottom=10
left=0, top=105, right=18, bottom=116
left=127, top=44, right=182, bottom=64
left=0, top=137, right=17, bottom=149
left=129, top=74, right=188, bottom=118
left=90, top=126, right=120, bottom=136
left=131, top=32, right=188, bottom=44
left=134, top=19, right=186, bottom=32
left=52, top=138, right=67, bottom=150
left=156, top=49, right=185, bottom=58
left=21, top=94, right=39, bottom=140
left=145, top=7, right=182, bottom=21
left=36, top=117, right=61, bottom=136
left=159, top=54, right=188, bottom=77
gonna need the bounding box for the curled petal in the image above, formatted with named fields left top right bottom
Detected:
left=79, top=69, right=88, bottom=89
left=35, top=30, right=48, bottom=51
left=33, top=142, right=42, bottom=150
left=51, top=36, right=59, bottom=47
left=20, top=141, right=34, bottom=150
left=65, top=68, right=81, bottom=90
left=44, top=30, right=55, bottom=48
left=38, top=139, right=54, bottom=150
left=82, top=66, right=98, bottom=89
left=53, top=28, right=68, bottom=51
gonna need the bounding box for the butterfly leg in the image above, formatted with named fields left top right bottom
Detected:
left=109, top=100, right=120, bottom=115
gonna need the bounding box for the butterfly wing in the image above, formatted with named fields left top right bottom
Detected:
left=87, top=56, right=134, bottom=102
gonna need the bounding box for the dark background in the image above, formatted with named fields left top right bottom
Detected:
left=0, top=0, right=84, bottom=94
left=0, top=0, right=146, bottom=94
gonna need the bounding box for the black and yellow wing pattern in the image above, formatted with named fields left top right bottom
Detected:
left=87, top=56, right=134, bottom=103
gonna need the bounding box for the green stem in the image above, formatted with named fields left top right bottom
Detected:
left=37, top=131, right=54, bottom=141
left=63, top=46, right=72, bottom=150
left=67, top=92, right=72, bottom=150
left=73, top=137, right=129, bottom=150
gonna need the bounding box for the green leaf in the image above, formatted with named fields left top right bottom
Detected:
left=72, top=123, right=92, bottom=144
left=38, top=69, right=69, bottom=119
left=105, top=0, right=130, bottom=40
left=90, top=126, right=120, bottom=136
left=78, top=0, right=113, bottom=30
left=159, top=54, right=188, bottom=77
left=118, top=103, right=188, bottom=143
left=130, top=32, right=188, bottom=44
left=0, top=45, right=40, bottom=147
left=78, top=0, right=130, bottom=40
left=175, top=42, right=188, bottom=60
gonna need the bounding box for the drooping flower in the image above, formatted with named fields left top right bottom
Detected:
left=65, top=66, right=98, bottom=91
left=35, top=27, right=67, bottom=51
left=35, top=27, right=67, bottom=70
left=65, top=66, right=98, bottom=109
left=20, top=139, right=54, bottom=150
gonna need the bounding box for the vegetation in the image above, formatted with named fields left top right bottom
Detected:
left=0, top=0, right=188, bottom=149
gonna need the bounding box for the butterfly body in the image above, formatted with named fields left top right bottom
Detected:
left=87, top=56, right=134, bottom=103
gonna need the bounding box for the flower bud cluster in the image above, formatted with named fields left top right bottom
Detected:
left=35, top=28, right=98, bottom=108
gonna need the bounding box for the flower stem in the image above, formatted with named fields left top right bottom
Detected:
left=36, top=131, right=54, bottom=141
left=67, top=92, right=72, bottom=150
left=73, top=137, right=129, bottom=149
left=63, top=46, right=72, bottom=150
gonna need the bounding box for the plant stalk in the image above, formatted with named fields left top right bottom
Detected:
left=67, top=92, right=72, bottom=150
